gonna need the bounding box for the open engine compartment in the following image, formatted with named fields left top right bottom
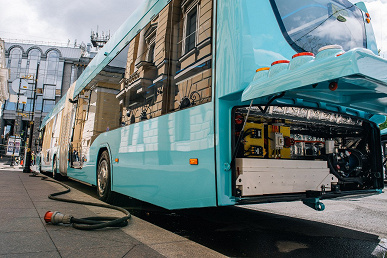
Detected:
left=232, top=105, right=383, bottom=199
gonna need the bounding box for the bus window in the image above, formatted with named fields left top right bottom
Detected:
left=117, top=0, right=213, bottom=126
left=69, top=48, right=125, bottom=168
left=270, top=0, right=366, bottom=54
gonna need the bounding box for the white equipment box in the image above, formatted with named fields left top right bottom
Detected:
left=235, top=158, right=338, bottom=196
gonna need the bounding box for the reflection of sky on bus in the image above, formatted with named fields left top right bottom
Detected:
left=0, top=0, right=385, bottom=57
left=288, top=9, right=365, bottom=53
left=311, top=18, right=364, bottom=50
left=274, top=0, right=366, bottom=53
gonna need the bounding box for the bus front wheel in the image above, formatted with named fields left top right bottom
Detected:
left=97, top=151, right=113, bottom=203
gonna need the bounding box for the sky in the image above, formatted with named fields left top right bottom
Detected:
left=0, top=0, right=143, bottom=47
left=361, top=0, right=387, bottom=57
left=0, top=0, right=386, bottom=57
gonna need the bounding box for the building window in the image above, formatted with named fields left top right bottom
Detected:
left=24, top=99, right=34, bottom=112
left=25, top=83, right=34, bottom=98
left=45, top=50, right=60, bottom=85
left=43, top=100, right=55, bottom=113
left=184, top=7, right=198, bottom=54
left=148, top=43, right=155, bottom=63
left=17, top=102, right=24, bottom=111
left=35, top=96, right=43, bottom=111
left=5, top=101, right=16, bottom=111
left=144, top=23, right=157, bottom=64
left=27, top=49, right=41, bottom=75
left=8, top=48, right=22, bottom=81
left=43, top=85, right=56, bottom=100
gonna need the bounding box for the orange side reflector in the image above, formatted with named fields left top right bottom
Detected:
left=366, top=18, right=371, bottom=23
left=189, top=159, right=198, bottom=165
left=256, top=67, right=270, bottom=73
left=115, top=158, right=119, bottom=163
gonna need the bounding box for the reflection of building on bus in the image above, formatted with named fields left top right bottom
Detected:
left=39, top=0, right=385, bottom=211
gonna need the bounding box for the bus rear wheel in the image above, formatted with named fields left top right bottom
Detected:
left=97, top=151, right=114, bottom=203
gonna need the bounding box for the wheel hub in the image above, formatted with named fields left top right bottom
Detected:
left=98, top=160, right=108, bottom=196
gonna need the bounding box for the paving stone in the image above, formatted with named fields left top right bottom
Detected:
left=123, top=244, right=164, bottom=258
left=0, top=231, right=57, bottom=255
left=59, top=245, right=135, bottom=258
left=0, top=217, right=45, bottom=232
left=0, top=168, right=224, bottom=257
left=0, top=250, right=61, bottom=258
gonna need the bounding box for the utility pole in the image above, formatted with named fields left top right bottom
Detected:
left=23, top=62, right=39, bottom=173
left=10, top=78, right=22, bottom=167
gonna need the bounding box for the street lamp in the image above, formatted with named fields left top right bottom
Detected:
left=23, top=62, right=39, bottom=173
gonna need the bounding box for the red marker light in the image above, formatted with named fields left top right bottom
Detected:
left=271, top=60, right=290, bottom=66
left=329, top=82, right=338, bottom=91
left=292, top=52, right=314, bottom=58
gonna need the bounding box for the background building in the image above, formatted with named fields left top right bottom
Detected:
left=0, top=39, right=9, bottom=118
left=1, top=41, right=93, bottom=154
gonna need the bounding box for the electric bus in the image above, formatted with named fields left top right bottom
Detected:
left=39, top=0, right=386, bottom=210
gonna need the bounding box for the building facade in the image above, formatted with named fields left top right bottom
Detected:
left=0, top=39, right=9, bottom=118
left=1, top=42, right=92, bottom=153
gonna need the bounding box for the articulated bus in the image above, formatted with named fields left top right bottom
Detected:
left=39, top=0, right=386, bottom=210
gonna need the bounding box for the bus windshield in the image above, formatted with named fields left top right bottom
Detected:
left=271, top=0, right=366, bottom=54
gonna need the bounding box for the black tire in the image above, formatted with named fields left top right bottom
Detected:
left=97, top=151, right=114, bottom=203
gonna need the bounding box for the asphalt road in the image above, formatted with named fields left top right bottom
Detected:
left=58, top=177, right=387, bottom=257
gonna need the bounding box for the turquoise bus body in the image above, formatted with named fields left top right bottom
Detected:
left=41, top=0, right=387, bottom=210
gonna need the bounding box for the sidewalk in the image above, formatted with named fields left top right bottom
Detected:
left=0, top=165, right=225, bottom=257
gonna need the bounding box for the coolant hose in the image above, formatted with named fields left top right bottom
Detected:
left=41, top=176, right=131, bottom=230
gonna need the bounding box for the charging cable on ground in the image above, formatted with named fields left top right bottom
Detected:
left=38, top=176, right=131, bottom=230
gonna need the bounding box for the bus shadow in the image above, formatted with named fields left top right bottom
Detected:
left=56, top=179, right=386, bottom=257
left=137, top=206, right=386, bottom=257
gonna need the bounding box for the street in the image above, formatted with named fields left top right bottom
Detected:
left=64, top=177, right=387, bottom=257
